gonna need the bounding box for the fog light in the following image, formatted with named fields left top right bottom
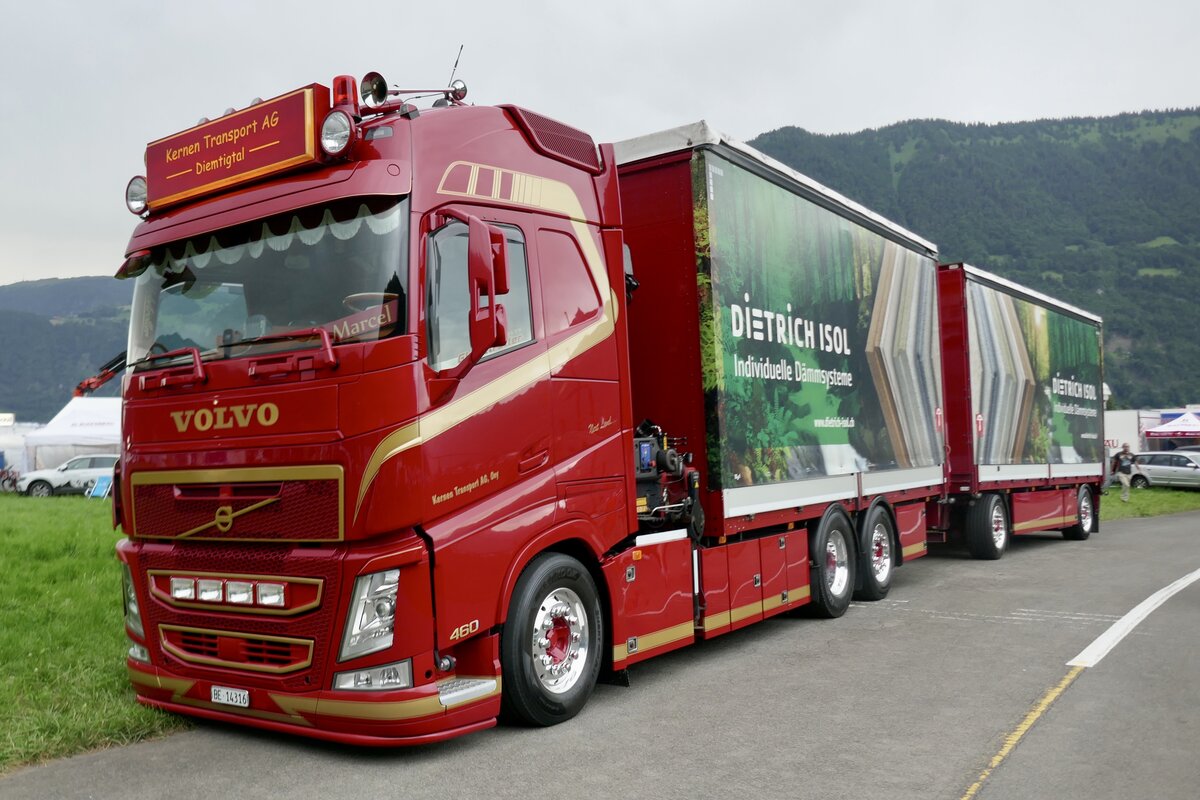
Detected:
left=333, top=659, right=412, bottom=691
left=226, top=581, right=253, bottom=604
left=170, top=577, right=195, bottom=600
left=256, top=583, right=285, bottom=607
left=197, top=579, right=222, bottom=602
left=128, top=642, right=150, bottom=663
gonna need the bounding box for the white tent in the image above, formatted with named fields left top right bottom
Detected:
left=1145, top=411, right=1200, bottom=439
left=0, top=422, right=43, bottom=473
left=23, top=397, right=121, bottom=469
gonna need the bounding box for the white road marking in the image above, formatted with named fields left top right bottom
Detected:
left=1068, top=566, right=1200, bottom=668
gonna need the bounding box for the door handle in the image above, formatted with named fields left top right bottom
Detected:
left=518, top=449, right=549, bottom=474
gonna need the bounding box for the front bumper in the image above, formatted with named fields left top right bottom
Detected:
left=128, top=659, right=502, bottom=746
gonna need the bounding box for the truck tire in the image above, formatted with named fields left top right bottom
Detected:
left=854, top=505, right=894, bottom=601
left=1063, top=486, right=1094, bottom=541
left=500, top=553, right=602, bottom=727
left=808, top=508, right=856, bottom=618
left=965, top=493, right=1008, bottom=560
left=26, top=480, right=53, bottom=498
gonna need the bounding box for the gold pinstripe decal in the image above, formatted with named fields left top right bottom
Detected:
left=612, top=620, right=694, bottom=662
left=702, top=610, right=731, bottom=631
left=1013, top=514, right=1076, bottom=532
left=729, top=600, right=763, bottom=624
left=902, top=542, right=928, bottom=557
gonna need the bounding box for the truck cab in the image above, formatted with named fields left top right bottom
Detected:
left=116, top=74, right=638, bottom=743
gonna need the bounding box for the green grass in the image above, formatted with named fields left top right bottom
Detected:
left=1101, top=486, right=1200, bottom=521
left=0, top=495, right=187, bottom=776
left=1136, top=267, right=1181, bottom=278
left=1137, top=235, right=1180, bottom=249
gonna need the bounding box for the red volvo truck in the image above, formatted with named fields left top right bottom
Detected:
left=112, top=73, right=1102, bottom=745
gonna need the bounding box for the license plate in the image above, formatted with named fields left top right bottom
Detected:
left=210, top=685, right=250, bottom=708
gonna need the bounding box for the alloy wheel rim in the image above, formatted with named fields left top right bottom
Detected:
left=871, top=523, right=892, bottom=583
left=529, top=587, right=588, bottom=694
left=991, top=504, right=1006, bottom=548
left=825, top=529, right=849, bottom=596
left=1079, top=492, right=1093, bottom=531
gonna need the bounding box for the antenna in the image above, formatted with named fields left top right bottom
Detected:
left=448, top=44, right=464, bottom=85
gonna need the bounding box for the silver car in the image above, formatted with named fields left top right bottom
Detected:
left=17, top=455, right=119, bottom=497
left=1131, top=451, right=1200, bottom=488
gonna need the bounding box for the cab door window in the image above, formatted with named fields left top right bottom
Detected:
left=426, top=221, right=533, bottom=371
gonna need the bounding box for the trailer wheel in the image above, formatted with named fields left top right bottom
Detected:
left=965, top=494, right=1008, bottom=560
left=1063, top=486, right=1094, bottom=541
left=854, top=505, right=894, bottom=601
left=808, top=509, right=856, bottom=618
left=500, top=553, right=602, bottom=727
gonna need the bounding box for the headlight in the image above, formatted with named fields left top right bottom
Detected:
left=339, top=569, right=399, bottom=660
left=125, top=176, right=148, bottom=215
left=333, top=659, right=412, bottom=691
left=121, top=563, right=144, bottom=638
left=320, top=110, right=354, bottom=156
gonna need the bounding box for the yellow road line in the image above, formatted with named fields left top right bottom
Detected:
left=959, top=665, right=1085, bottom=800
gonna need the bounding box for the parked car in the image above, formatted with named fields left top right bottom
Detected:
left=1131, top=451, right=1200, bottom=489
left=17, top=455, right=119, bottom=497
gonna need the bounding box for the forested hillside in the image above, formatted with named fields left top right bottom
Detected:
left=0, top=307, right=126, bottom=422
left=751, top=109, right=1200, bottom=409
left=0, top=277, right=132, bottom=317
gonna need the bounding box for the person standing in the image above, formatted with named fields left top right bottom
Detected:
left=1111, top=443, right=1136, bottom=502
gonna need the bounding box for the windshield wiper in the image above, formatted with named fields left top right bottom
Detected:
left=240, top=327, right=339, bottom=378
left=133, top=347, right=208, bottom=391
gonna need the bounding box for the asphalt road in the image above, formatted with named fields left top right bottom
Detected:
left=3, top=512, right=1198, bottom=800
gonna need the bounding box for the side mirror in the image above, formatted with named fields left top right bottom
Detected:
left=432, top=210, right=509, bottom=383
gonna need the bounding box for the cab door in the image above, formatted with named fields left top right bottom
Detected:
left=418, top=209, right=552, bottom=522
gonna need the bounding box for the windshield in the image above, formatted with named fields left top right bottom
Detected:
left=126, top=196, right=408, bottom=368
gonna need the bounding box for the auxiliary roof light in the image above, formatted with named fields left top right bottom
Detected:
left=320, top=109, right=355, bottom=157
left=125, top=176, right=148, bottom=215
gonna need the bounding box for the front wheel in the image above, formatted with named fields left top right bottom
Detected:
left=1131, top=475, right=1149, bottom=489
left=26, top=480, right=53, bottom=498
left=965, top=493, right=1008, bottom=560
left=500, top=553, right=602, bottom=727
left=1063, top=486, right=1094, bottom=540
left=808, top=508, right=856, bottom=618
left=854, top=505, right=895, bottom=601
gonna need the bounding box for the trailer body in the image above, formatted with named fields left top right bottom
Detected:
left=935, top=263, right=1104, bottom=555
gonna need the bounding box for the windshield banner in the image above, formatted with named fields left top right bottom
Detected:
left=145, top=85, right=329, bottom=210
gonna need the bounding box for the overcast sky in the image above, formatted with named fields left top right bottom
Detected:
left=2, top=0, right=1197, bottom=288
